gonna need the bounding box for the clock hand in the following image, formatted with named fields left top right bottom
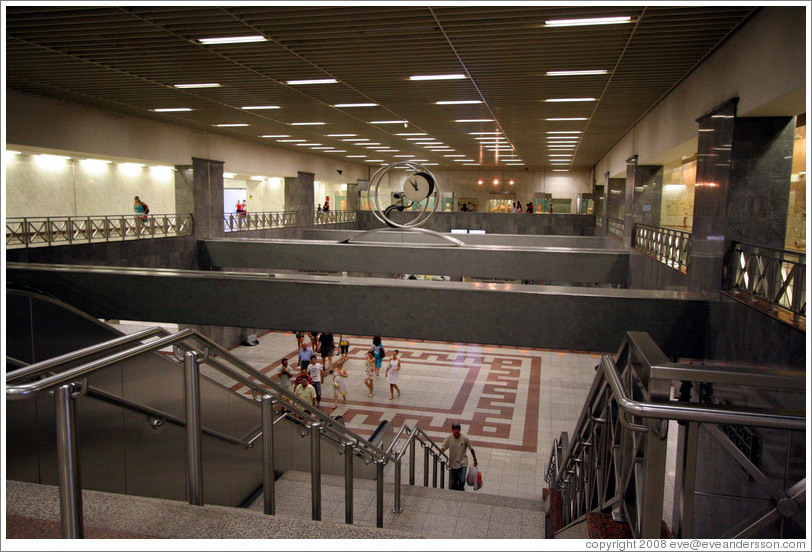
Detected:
left=410, top=179, right=419, bottom=191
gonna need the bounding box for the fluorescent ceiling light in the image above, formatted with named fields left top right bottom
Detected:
left=296, top=143, right=322, bottom=146
left=394, top=154, right=414, bottom=157
left=422, top=163, right=439, bottom=166
left=463, top=163, right=480, bottom=166
left=444, top=154, right=466, bottom=157
left=261, top=134, right=290, bottom=138
left=365, top=159, right=384, bottom=162
left=552, top=169, right=569, bottom=172
left=370, top=120, right=408, bottom=124
left=343, top=138, right=369, bottom=142
left=545, top=98, right=597, bottom=102
left=549, top=154, right=573, bottom=157
left=199, top=35, right=267, bottom=44
left=545, top=70, right=608, bottom=77
left=277, top=139, right=306, bottom=142
left=347, top=155, right=366, bottom=158
left=224, top=173, right=236, bottom=178
left=545, top=16, right=631, bottom=27
left=242, top=105, right=280, bottom=110
left=152, top=107, right=192, bottom=112
left=377, top=149, right=399, bottom=152
left=286, top=78, right=338, bottom=85
left=436, top=100, right=482, bottom=105
left=328, top=134, right=357, bottom=137
left=173, top=83, right=221, bottom=88
left=82, top=158, right=111, bottom=164
left=453, top=159, right=473, bottom=162
left=411, top=159, right=428, bottom=162
left=546, top=117, right=588, bottom=121
left=455, top=119, right=493, bottom=123
left=475, top=137, right=508, bottom=141
left=329, top=150, right=347, bottom=153
left=290, top=122, right=326, bottom=126
left=469, top=132, right=502, bottom=135
left=397, top=133, right=427, bottom=136
left=425, top=146, right=453, bottom=150
left=547, top=131, right=582, bottom=134
left=215, top=123, right=249, bottom=127
left=409, top=74, right=467, bottom=81
left=251, top=176, right=266, bottom=181
left=311, top=147, right=333, bottom=149
left=334, top=103, right=378, bottom=108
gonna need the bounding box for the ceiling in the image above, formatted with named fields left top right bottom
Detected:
left=5, top=5, right=758, bottom=171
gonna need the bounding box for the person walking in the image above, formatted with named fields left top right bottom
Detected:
left=307, top=356, right=325, bottom=406
left=133, top=196, right=149, bottom=223
left=338, top=334, right=350, bottom=360
left=332, top=358, right=348, bottom=409
left=363, top=350, right=376, bottom=397
left=371, top=335, right=385, bottom=377
left=385, top=349, right=402, bottom=400
left=278, top=358, right=293, bottom=390
left=318, top=331, right=335, bottom=372
left=298, top=342, right=315, bottom=371
left=293, top=373, right=317, bottom=407
left=439, top=422, right=478, bottom=491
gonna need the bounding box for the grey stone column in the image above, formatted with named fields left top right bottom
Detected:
left=174, top=164, right=194, bottom=215
left=346, top=182, right=360, bottom=211
left=595, top=172, right=609, bottom=236
left=633, top=165, right=664, bottom=227
left=191, top=157, right=225, bottom=239
left=623, top=155, right=638, bottom=247
left=284, top=171, right=315, bottom=229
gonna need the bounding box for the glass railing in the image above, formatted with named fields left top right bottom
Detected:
left=6, top=214, right=193, bottom=248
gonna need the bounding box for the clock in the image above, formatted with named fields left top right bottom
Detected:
left=402, top=171, right=435, bottom=202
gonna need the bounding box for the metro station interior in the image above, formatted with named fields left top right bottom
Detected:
left=3, top=4, right=809, bottom=544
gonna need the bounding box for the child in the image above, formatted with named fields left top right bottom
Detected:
left=332, top=358, right=349, bottom=409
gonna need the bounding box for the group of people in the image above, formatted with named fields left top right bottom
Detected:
left=506, top=201, right=537, bottom=213
left=316, top=196, right=330, bottom=213
left=235, top=200, right=247, bottom=216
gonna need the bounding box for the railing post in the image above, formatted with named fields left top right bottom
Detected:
left=310, top=421, right=322, bottom=521
left=55, top=383, right=84, bottom=538
left=640, top=418, right=668, bottom=537
left=439, top=460, right=446, bottom=489
left=393, top=459, right=402, bottom=513
left=432, top=453, right=438, bottom=487
left=376, top=459, right=385, bottom=528
left=344, top=442, right=354, bottom=524
left=791, top=261, right=805, bottom=321
left=409, top=436, right=416, bottom=486
left=183, top=350, right=204, bottom=506
left=261, top=395, right=276, bottom=515
left=423, top=445, right=430, bottom=487
left=672, top=421, right=699, bottom=538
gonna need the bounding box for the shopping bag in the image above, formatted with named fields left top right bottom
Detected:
left=466, top=466, right=479, bottom=487
left=474, top=469, right=483, bottom=491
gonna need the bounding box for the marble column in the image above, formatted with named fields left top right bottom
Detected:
left=191, top=157, right=225, bottom=239
left=346, top=181, right=360, bottom=212
left=284, top=171, right=315, bottom=229
left=633, top=165, right=664, bottom=227
left=623, top=155, right=638, bottom=247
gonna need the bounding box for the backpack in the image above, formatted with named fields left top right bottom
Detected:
left=143, top=204, right=149, bottom=214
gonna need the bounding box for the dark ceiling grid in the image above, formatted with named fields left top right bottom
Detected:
left=5, top=6, right=758, bottom=171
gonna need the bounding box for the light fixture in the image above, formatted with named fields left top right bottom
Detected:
left=444, top=154, right=466, bottom=157
left=152, top=107, right=193, bottom=112
left=545, top=70, right=608, bottom=77
left=261, top=134, right=290, bottom=138
left=549, top=154, right=573, bottom=157
left=544, top=98, right=596, bottom=102
left=436, top=100, right=482, bottom=105
left=295, top=143, right=322, bottom=146
left=151, top=165, right=175, bottom=178
left=469, top=132, right=502, bottom=135
left=544, top=16, right=631, bottom=27
left=173, top=83, right=221, bottom=88
left=327, top=134, right=357, bottom=137
left=505, top=163, right=525, bottom=166
left=251, top=176, right=266, bottom=182
left=286, top=78, right=338, bottom=85
left=552, top=169, right=569, bottom=172
left=35, top=154, right=71, bottom=168
left=396, top=133, right=427, bottom=136
left=329, top=150, right=347, bottom=153
left=241, top=105, right=280, bottom=110
left=394, top=154, right=415, bottom=158
left=365, top=159, right=384, bottom=162
left=346, top=155, right=366, bottom=158
left=546, top=117, right=588, bottom=121
left=547, top=131, right=582, bottom=134
left=342, top=138, right=369, bottom=142
left=477, top=180, right=484, bottom=185
left=455, top=119, right=494, bottom=123
left=509, top=180, right=515, bottom=185
left=290, top=122, right=326, bottom=126
left=277, top=139, right=306, bottom=142
left=311, top=146, right=333, bottom=149
left=81, top=158, right=111, bottom=173
left=409, top=74, right=467, bottom=81
left=224, top=173, right=237, bottom=178
left=215, top=123, right=249, bottom=127
left=493, top=179, right=499, bottom=185
left=334, top=103, right=378, bottom=108
left=475, top=137, right=508, bottom=141
left=199, top=35, right=267, bottom=44
left=369, top=120, right=408, bottom=124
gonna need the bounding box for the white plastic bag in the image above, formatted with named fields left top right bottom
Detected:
left=467, top=466, right=482, bottom=490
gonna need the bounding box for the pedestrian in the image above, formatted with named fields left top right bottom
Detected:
left=338, top=334, right=350, bottom=360
left=307, top=355, right=325, bottom=406
left=526, top=202, right=533, bottom=213
left=323, top=196, right=330, bottom=213
left=363, top=350, right=376, bottom=397
left=318, top=331, right=335, bottom=372
left=133, top=196, right=149, bottom=223
left=309, top=331, right=319, bottom=352
left=386, top=349, right=402, bottom=400
left=298, top=341, right=315, bottom=371
left=293, top=373, right=317, bottom=407
left=278, top=358, right=293, bottom=390
left=294, top=331, right=305, bottom=349
left=371, top=335, right=385, bottom=377
left=439, top=422, right=478, bottom=491
left=332, top=358, right=348, bottom=409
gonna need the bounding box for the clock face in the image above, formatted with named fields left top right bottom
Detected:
left=402, top=172, right=434, bottom=202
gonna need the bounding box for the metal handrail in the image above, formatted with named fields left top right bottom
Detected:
left=314, top=210, right=357, bottom=225
left=607, top=217, right=624, bottom=240
left=223, top=210, right=298, bottom=232
left=633, top=222, right=692, bottom=273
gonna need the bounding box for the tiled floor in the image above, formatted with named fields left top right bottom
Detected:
left=117, top=321, right=601, bottom=504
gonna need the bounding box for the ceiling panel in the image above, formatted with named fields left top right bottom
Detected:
left=5, top=5, right=758, bottom=170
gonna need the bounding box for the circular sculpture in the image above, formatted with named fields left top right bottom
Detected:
left=369, top=162, right=439, bottom=228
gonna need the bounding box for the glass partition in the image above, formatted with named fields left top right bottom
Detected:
left=784, top=117, right=806, bottom=252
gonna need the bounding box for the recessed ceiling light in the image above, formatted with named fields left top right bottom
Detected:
left=422, top=163, right=438, bottom=165
left=152, top=107, right=192, bottom=112
left=365, top=159, right=384, bottom=162
left=552, top=169, right=569, bottom=172
left=546, top=117, right=588, bottom=121
left=425, top=146, right=453, bottom=150
left=463, top=163, right=481, bottom=166
left=475, top=137, right=508, bottom=140
left=547, top=131, right=582, bottom=134
left=286, top=78, right=338, bottom=85
left=444, top=154, right=466, bottom=157
left=296, top=143, right=322, bottom=146
left=505, top=163, right=525, bottom=166
left=411, top=159, right=428, bottom=162
left=290, top=122, right=326, bottom=126
left=544, top=98, right=596, bottom=102
left=370, top=120, right=408, bottom=124
left=343, top=138, right=369, bottom=142
left=199, top=35, right=268, bottom=44
left=330, top=150, right=347, bottom=153
left=436, top=100, right=482, bottom=105
left=347, top=155, right=366, bottom=158
left=242, top=105, right=280, bottom=110
left=455, top=119, right=494, bottom=123
left=215, top=123, right=249, bottom=127
left=544, top=16, right=631, bottom=27
left=397, top=133, right=427, bottom=136
left=333, top=103, right=378, bottom=108
left=328, top=134, right=357, bottom=137
left=469, top=132, right=502, bottom=135
left=394, top=154, right=415, bottom=157
left=377, top=149, right=399, bottom=152
left=261, top=134, right=290, bottom=138
left=173, top=83, right=221, bottom=88
left=277, top=139, right=306, bottom=142
left=409, top=74, right=467, bottom=81
left=545, top=70, right=608, bottom=77
left=549, top=154, right=573, bottom=157
left=311, top=146, right=333, bottom=149
left=224, top=173, right=237, bottom=178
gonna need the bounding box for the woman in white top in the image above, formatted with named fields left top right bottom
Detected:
left=385, top=350, right=402, bottom=400
left=332, top=359, right=349, bottom=409
left=363, top=351, right=376, bottom=397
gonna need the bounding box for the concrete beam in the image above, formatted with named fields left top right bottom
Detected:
left=201, top=238, right=630, bottom=285
left=8, top=263, right=709, bottom=357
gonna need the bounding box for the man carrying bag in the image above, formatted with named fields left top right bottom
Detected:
left=439, top=422, right=478, bottom=491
